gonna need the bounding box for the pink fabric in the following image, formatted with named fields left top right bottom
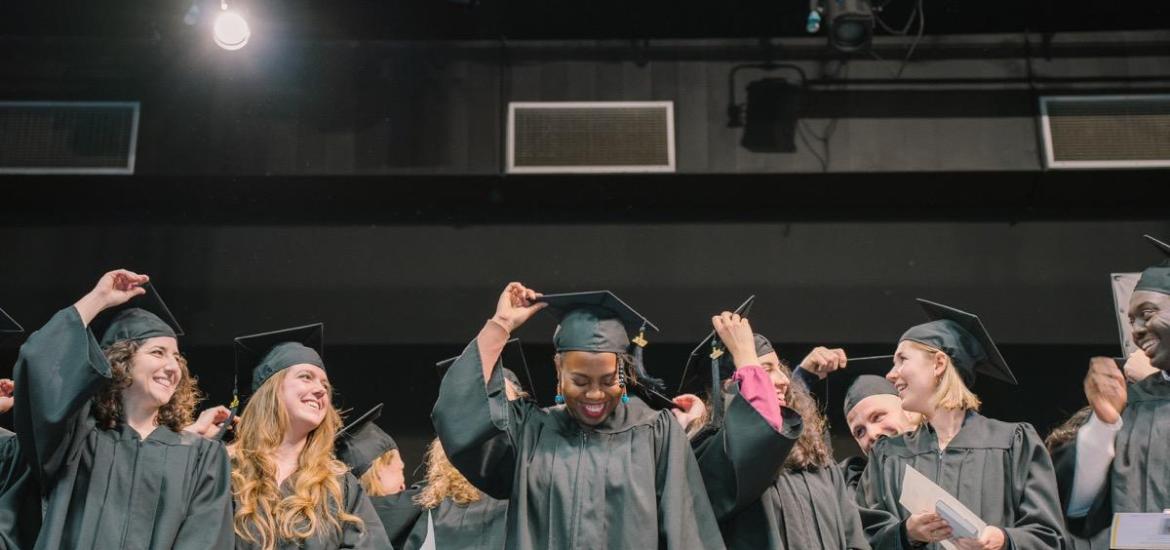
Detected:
left=474, top=319, right=511, bottom=383
left=731, top=365, right=783, bottom=432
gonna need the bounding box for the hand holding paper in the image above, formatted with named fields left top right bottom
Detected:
left=900, top=465, right=989, bottom=550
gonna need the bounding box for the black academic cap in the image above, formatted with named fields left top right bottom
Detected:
left=899, top=299, right=1016, bottom=387
left=336, top=404, right=398, bottom=478
left=94, top=282, right=185, bottom=348
left=538, top=291, right=659, bottom=354
left=678, top=295, right=756, bottom=394
left=436, top=338, right=538, bottom=402
left=0, top=307, right=23, bottom=346
left=234, top=323, right=325, bottom=393
left=0, top=307, right=22, bottom=336
left=1136, top=235, right=1170, bottom=296
left=842, top=374, right=900, bottom=419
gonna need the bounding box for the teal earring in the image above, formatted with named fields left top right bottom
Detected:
left=555, top=379, right=565, bottom=404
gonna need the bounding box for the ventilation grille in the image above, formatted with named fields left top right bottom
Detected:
left=507, top=101, right=675, bottom=173
left=0, top=101, right=139, bottom=174
left=1040, top=95, right=1170, bottom=169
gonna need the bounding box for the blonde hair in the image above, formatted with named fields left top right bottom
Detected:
left=359, top=449, right=401, bottom=498
left=95, top=339, right=201, bottom=432
left=414, top=438, right=482, bottom=509
left=230, top=369, right=363, bottom=550
left=904, top=341, right=982, bottom=413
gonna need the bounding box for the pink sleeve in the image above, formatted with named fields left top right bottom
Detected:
left=731, top=365, right=784, bottom=432
left=474, top=319, right=510, bottom=383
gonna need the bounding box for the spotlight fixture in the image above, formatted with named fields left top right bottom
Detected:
left=213, top=1, right=250, bottom=51
left=826, top=0, right=873, bottom=53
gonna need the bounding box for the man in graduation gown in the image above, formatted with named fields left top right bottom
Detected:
left=840, top=375, right=919, bottom=492
left=12, top=270, right=234, bottom=549
left=1058, top=247, right=1170, bottom=548
left=431, top=283, right=725, bottom=550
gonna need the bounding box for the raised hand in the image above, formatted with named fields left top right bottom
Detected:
left=1084, top=357, right=1127, bottom=424
left=490, top=282, right=546, bottom=333
left=712, top=312, right=758, bottom=369
left=0, top=378, right=13, bottom=414
left=74, top=269, right=150, bottom=326
left=670, top=393, right=707, bottom=431
left=799, top=346, right=848, bottom=380
left=183, top=406, right=234, bottom=439
left=1122, top=350, right=1158, bottom=383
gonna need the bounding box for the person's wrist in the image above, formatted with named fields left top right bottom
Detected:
left=489, top=315, right=516, bottom=333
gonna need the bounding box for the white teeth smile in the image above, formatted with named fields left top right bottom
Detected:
left=581, top=403, right=605, bottom=416
left=304, top=401, right=322, bottom=410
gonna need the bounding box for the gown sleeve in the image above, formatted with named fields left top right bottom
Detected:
left=172, top=440, right=235, bottom=549
left=1000, top=423, right=1066, bottom=550
left=431, top=335, right=529, bottom=500
left=654, top=411, right=730, bottom=550
left=692, top=387, right=802, bottom=520
left=830, top=461, right=872, bottom=550
left=856, top=445, right=915, bottom=550
left=13, top=306, right=110, bottom=484
left=342, top=473, right=393, bottom=549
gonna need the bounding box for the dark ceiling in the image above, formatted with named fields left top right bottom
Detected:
left=2, top=0, right=1168, bottom=42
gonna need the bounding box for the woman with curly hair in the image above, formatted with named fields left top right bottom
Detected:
left=12, top=269, right=233, bottom=549
left=676, top=311, right=869, bottom=549
left=230, top=323, right=389, bottom=550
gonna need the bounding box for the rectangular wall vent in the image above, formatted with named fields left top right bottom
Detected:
left=1040, top=95, right=1170, bottom=169
left=0, top=101, right=139, bottom=174
left=507, top=101, right=675, bottom=174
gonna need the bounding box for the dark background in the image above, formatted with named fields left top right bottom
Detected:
left=2, top=0, right=1170, bottom=473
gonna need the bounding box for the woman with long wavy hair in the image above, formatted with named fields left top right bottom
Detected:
left=230, top=324, right=389, bottom=550
left=676, top=311, right=869, bottom=550
left=12, top=269, right=233, bottom=549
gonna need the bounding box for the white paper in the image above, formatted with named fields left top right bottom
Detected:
left=899, top=465, right=988, bottom=550
left=419, top=510, right=436, bottom=550
left=1111, top=273, right=1142, bottom=358
left=1111, top=512, right=1170, bottom=549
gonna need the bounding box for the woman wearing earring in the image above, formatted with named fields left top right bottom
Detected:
left=432, top=283, right=725, bottom=549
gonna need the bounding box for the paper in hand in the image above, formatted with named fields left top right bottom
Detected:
left=1111, top=512, right=1170, bottom=549
left=899, top=465, right=988, bottom=550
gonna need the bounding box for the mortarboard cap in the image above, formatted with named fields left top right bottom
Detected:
left=899, top=299, right=1016, bottom=387
left=436, top=338, right=538, bottom=403
left=235, top=323, right=325, bottom=393
left=1135, top=234, right=1170, bottom=296
left=95, top=282, right=184, bottom=348
left=336, top=404, right=398, bottom=478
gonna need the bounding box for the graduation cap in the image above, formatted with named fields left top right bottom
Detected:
left=899, top=299, right=1016, bottom=387
left=841, top=374, right=900, bottom=419
left=234, top=323, right=326, bottom=394
left=436, top=338, right=539, bottom=403
left=0, top=307, right=23, bottom=346
left=336, top=403, right=398, bottom=478
left=1135, top=234, right=1170, bottom=297
left=94, top=282, right=185, bottom=348
left=536, top=290, right=674, bottom=410
left=676, top=295, right=762, bottom=427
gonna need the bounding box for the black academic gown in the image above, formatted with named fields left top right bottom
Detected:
left=694, top=393, right=868, bottom=549
left=841, top=455, right=867, bottom=493
left=858, top=412, right=1066, bottom=550
left=0, top=428, right=39, bottom=550
left=233, top=472, right=392, bottom=550
left=431, top=339, right=726, bottom=550
left=1052, top=373, right=1170, bottom=549
left=13, top=306, right=234, bottom=550
left=371, top=486, right=424, bottom=550
left=402, top=493, right=510, bottom=550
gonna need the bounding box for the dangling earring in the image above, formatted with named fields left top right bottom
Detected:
left=555, top=378, right=565, bottom=404
left=619, top=360, right=630, bottom=404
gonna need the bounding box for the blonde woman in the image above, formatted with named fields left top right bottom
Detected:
left=335, top=403, right=416, bottom=548
left=13, top=269, right=233, bottom=549
left=230, top=324, right=389, bottom=550
left=858, top=300, right=1065, bottom=550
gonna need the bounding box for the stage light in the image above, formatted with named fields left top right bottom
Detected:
left=827, top=0, right=873, bottom=52
left=213, top=5, right=250, bottom=51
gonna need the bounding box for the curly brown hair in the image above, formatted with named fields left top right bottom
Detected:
left=771, top=362, right=834, bottom=471
left=93, top=339, right=201, bottom=431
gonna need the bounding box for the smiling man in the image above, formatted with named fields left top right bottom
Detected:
left=1062, top=237, right=1170, bottom=549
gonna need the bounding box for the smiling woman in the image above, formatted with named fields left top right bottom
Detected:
left=230, top=324, right=390, bottom=550
left=12, top=269, right=234, bottom=549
